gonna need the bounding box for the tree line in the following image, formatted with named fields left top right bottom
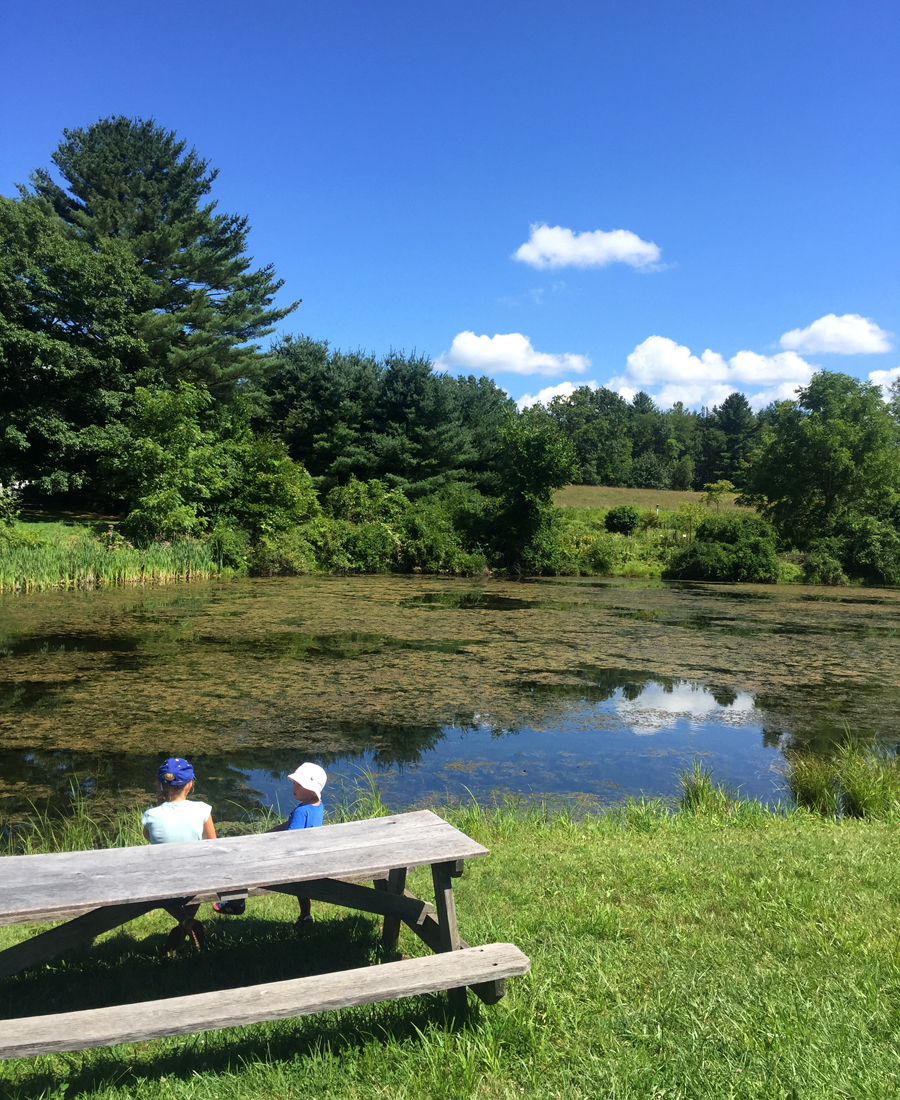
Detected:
left=2, top=117, right=899, bottom=582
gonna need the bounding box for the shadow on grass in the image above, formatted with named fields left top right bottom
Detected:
left=0, top=912, right=384, bottom=1020
left=4, top=994, right=476, bottom=1100
left=2, top=910, right=481, bottom=1098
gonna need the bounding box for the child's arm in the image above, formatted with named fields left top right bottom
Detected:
left=203, top=814, right=217, bottom=839
left=266, top=820, right=288, bottom=833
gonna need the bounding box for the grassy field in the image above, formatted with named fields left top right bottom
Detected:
left=555, top=484, right=740, bottom=511
left=3, top=789, right=900, bottom=1099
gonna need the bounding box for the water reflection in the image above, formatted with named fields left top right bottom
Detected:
left=1, top=574, right=898, bottom=823
left=0, top=674, right=775, bottom=819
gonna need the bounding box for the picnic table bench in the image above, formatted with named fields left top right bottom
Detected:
left=0, top=810, right=530, bottom=1060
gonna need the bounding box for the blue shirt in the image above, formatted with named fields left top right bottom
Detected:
left=285, top=801, right=324, bottom=830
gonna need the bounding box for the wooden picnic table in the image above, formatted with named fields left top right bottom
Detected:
left=0, top=810, right=530, bottom=1060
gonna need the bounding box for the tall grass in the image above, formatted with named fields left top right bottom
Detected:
left=676, top=759, right=740, bottom=816
left=782, top=739, right=900, bottom=818
left=0, top=535, right=221, bottom=592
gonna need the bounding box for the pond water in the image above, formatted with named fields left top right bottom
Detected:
left=1, top=575, right=899, bottom=821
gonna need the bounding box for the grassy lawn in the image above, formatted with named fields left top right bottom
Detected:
left=3, top=801, right=900, bottom=1099
left=555, top=485, right=740, bottom=511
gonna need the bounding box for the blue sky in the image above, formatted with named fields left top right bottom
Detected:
left=2, top=1, right=898, bottom=409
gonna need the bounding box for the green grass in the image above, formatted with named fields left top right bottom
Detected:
left=3, top=787, right=900, bottom=1099
left=555, top=484, right=740, bottom=511
left=783, top=740, right=900, bottom=819
left=0, top=521, right=223, bottom=592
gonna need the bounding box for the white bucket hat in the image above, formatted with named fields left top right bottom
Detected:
left=287, top=762, right=327, bottom=798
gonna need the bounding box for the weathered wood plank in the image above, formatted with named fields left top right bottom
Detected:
left=431, top=861, right=466, bottom=1014
left=0, top=812, right=489, bottom=924
left=381, top=866, right=407, bottom=953
left=431, top=862, right=462, bottom=953
left=268, top=877, right=433, bottom=925
left=8, top=870, right=397, bottom=927
left=0, top=944, right=531, bottom=1060
left=0, top=902, right=162, bottom=981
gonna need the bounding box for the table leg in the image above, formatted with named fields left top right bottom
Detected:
left=431, top=861, right=467, bottom=1015
left=380, top=867, right=407, bottom=956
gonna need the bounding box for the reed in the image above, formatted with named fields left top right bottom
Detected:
left=0, top=534, right=221, bottom=592
left=782, top=739, right=900, bottom=819
left=676, top=759, right=740, bottom=816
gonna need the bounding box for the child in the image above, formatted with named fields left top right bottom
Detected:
left=213, top=761, right=327, bottom=922
left=142, top=756, right=216, bottom=955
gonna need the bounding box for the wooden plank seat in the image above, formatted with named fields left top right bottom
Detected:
left=0, top=943, right=531, bottom=1061
left=0, top=811, right=530, bottom=1057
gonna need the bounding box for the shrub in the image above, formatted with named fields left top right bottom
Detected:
left=802, top=541, right=849, bottom=586
left=399, top=497, right=486, bottom=574
left=604, top=504, right=642, bottom=536
left=0, top=483, right=20, bottom=526
left=664, top=512, right=779, bottom=583
left=248, top=528, right=317, bottom=576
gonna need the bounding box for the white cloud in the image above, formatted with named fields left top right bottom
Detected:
left=779, top=314, right=892, bottom=355
left=434, top=331, right=591, bottom=377
left=513, top=223, right=661, bottom=270
left=868, top=365, right=900, bottom=400
left=614, top=684, right=756, bottom=735
left=516, top=380, right=598, bottom=412
left=607, top=335, right=815, bottom=410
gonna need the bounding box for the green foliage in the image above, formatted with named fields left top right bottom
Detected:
left=325, top=476, right=410, bottom=525
left=247, top=528, right=317, bottom=576
left=29, top=116, right=297, bottom=392
left=742, top=371, right=900, bottom=547
left=604, top=503, right=641, bottom=535
left=802, top=540, right=849, bottom=585
left=700, top=478, right=735, bottom=511
left=0, top=484, right=19, bottom=526
left=665, top=512, right=780, bottom=583
left=695, top=392, right=758, bottom=488
left=670, top=452, right=695, bottom=490
left=0, top=194, right=153, bottom=493
left=104, top=383, right=317, bottom=544
left=545, top=385, right=633, bottom=485
left=783, top=741, right=900, bottom=819
left=629, top=450, right=671, bottom=489
left=677, top=760, right=739, bottom=816
left=263, top=336, right=514, bottom=496
left=492, top=412, right=579, bottom=573
left=0, top=529, right=218, bottom=592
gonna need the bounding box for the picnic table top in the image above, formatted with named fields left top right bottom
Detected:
left=0, top=810, right=489, bottom=925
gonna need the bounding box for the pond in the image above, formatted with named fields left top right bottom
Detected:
left=2, top=575, right=899, bottom=821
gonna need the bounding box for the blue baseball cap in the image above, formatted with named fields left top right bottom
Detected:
left=158, top=757, right=194, bottom=785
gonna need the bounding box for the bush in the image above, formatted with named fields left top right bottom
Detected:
left=247, top=528, right=317, bottom=576
left=399, top=496, right=487, bottom=574
left=664, top=512, right=779, bottom=583
left=802, top=541, right=849, bottom=586
left=604, top=504, right=642, bottom=535
left=0, top=483, right=20, bottom=526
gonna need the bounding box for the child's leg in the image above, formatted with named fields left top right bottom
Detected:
left=298, top=896, right=311, bottom=919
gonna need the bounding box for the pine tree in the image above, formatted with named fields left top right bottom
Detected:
left=29, top=116, right=297, bottom=392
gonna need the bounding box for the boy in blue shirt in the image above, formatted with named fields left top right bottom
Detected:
left=214, top=762, right=326, bottom=922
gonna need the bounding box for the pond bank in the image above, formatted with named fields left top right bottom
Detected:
left=2, top=800, right=899, bottom=1099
